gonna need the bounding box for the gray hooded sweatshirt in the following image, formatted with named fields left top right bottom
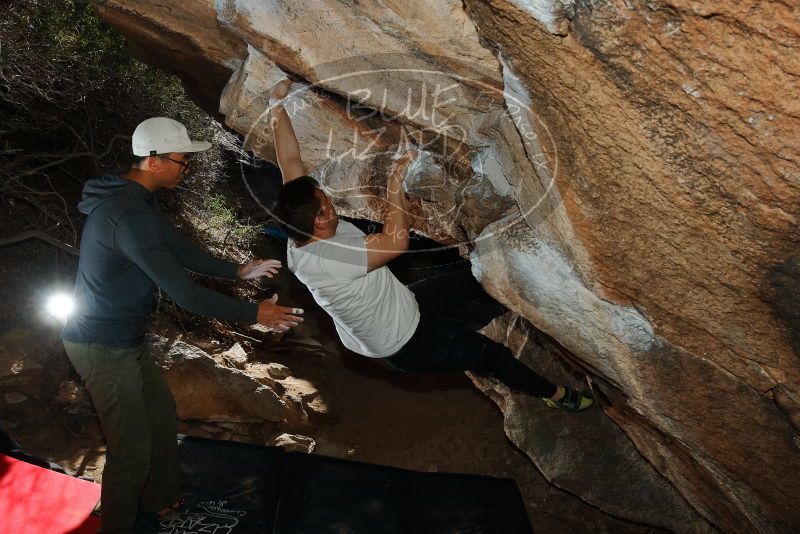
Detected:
left=62, top=172, right=258, bottom=346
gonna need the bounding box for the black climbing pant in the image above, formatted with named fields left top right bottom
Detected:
left=385, top=263, right=558, bottom=398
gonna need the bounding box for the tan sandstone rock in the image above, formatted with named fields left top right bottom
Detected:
left=149, top=335, right=307, bottom=426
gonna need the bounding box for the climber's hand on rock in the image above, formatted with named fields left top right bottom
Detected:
left=270, top=79, right=292, bottom=100
left=238, top=258, right=282, bottom=280
left=388, top=150, right=416, bottom=191
left=392, top=151, right=416, bottom=178
left=257, top=294, right=303, bottom=331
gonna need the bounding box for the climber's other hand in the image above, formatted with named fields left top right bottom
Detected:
left=270, top=79, right=292, bottom=100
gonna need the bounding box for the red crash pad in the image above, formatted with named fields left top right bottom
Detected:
left=0, top=454, right=101, bottom=534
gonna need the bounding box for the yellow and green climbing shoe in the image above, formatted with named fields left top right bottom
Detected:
left=542, top=386, right=594, bottom=412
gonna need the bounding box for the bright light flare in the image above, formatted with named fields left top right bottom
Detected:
left=46, top=293, right=75, bottom=321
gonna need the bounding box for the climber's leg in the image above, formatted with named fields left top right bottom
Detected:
left=407, top=262, right=507, bottom=328
left=385, top=311, right=557, bottom=398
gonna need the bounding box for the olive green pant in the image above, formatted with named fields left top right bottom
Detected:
left=63, top=340, right=181, bottom=533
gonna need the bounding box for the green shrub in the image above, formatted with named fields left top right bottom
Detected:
left=0, top=0, right=256, bottom=257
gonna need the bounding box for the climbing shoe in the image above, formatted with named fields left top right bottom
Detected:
left=542, top=386, right=594, bottom=412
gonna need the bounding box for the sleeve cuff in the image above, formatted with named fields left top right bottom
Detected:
left=241, top=301, right=259, bottom=324
left=226, top=261, right=241, bottom=280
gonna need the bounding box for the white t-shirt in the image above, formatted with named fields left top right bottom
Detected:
left=287, top=220, right=420, bottom=358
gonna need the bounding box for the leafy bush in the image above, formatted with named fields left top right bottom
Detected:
left=0, top=0, right=256, bottom=256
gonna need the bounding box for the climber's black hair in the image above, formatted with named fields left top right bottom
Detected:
left=272, top=176, right=321, bottom=242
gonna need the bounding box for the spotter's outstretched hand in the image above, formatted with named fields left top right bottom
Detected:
left=238, top=259, right=282, bottom=280
left=257, top=294, right=304, bottom=332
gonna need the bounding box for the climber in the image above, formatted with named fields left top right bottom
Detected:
left=268, top=79, right=593, bottom=411
left=61, top=117, right=304, bottom=533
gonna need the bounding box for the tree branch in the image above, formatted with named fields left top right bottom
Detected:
left=0, top=230, right=79, bottom=255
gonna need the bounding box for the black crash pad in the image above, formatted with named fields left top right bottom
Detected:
left=142, top=435, right=532, bottom=534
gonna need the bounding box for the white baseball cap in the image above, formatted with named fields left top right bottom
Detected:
left=131, top=117, right=212, bottom=156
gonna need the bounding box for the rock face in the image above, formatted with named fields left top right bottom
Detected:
left=476, top=314, right=713, bottom=533
left=92, top=1, right=800, bottom=531
left=148, top=335, right=320, bottom=427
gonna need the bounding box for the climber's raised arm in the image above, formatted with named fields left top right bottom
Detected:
left=270, top=79, right=306, bottom=184
left=365, top=151, right=415, bottom=272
